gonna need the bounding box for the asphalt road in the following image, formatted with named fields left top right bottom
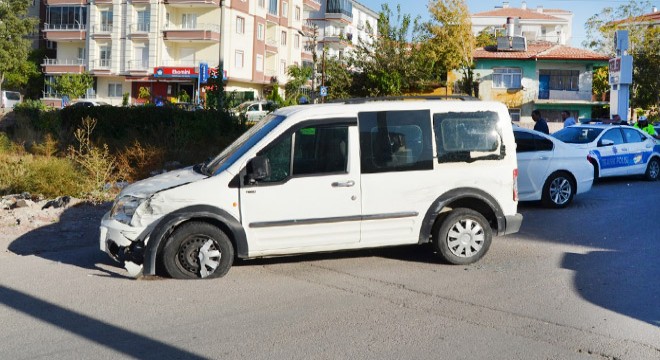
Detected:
left=0, top=177, right=658, bottom=360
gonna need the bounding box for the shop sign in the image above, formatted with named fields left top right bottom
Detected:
left=153, top=67, right=198, bottom=78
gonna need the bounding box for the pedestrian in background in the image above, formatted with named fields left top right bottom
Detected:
left=531, top=109, right=549, bottom=134
left=561, top=110, right=576, bottom=128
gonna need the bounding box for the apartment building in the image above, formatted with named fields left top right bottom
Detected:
left=40, top=0, right=376, bottom=105
left=472, top=1, right=573, bottom=46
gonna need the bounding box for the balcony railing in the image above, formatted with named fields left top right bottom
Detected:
left=91, top=24, right=113, bottom=34
left=90, top=59, right=111, bottom=70
left=130, top=23, right=151, bottom=33
left=128, top=59, right=149, bottom=71
left=42, top=58, right=85, bottom=65
left=303, top=0, right=321, bottom=11
left=163, top=23, right=220, bottom=41
left=160, top=60, right=209, bottom=67
left=165, top=23, right=220, bottom=32
left=44, top=23, right=86, bottom=30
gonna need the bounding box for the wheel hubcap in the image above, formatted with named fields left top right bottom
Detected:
left=446, top=219, right=484, bottom=258
left=549, top=177, right=572, bottom=205
left=650, top=161, right=659, bottom=179
left=177, top=236, right=221, bottom=278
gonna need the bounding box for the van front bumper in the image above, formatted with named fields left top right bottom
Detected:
left=99, top=211, right=147, bottom=277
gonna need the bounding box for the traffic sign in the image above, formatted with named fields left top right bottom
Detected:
left=319, top=86, right=328, bottom=97
left=199, top=63, right=209, bottom=84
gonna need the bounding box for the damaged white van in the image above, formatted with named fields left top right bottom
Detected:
left=100, top=98, right=523, bottom=279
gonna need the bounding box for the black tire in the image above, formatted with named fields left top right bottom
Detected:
left=644, top=157, right=660, bottom=181
left=433, top=208, right=492, bottom=265
left=541, top=171, right=575, bottom=208
left=161, top=222, right=234, bottom=279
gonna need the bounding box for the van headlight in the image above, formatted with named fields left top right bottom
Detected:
left=110, top=196, right=145, bottom=225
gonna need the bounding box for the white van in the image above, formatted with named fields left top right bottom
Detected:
left=1, top=91, right=21, bottom=110
left=100, top=98, right=523, bottom=279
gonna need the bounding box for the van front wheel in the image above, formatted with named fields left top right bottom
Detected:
left=161, top=222, right=234, bottom=279
left=433, top=208, right=492, bottom=265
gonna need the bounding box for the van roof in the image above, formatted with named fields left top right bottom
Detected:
left=273, top=100, right=509, bottom=118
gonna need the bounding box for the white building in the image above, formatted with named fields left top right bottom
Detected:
left=40, top=0, right=374, bottom=105
left=471, top=1, right=573, bottom=46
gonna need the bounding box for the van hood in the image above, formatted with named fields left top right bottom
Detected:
left=120, top=166, right=207, bottom=198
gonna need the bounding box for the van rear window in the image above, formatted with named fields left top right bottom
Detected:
left=433, top=111, right=504, bottom=163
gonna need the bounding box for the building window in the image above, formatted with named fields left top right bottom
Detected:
left=492, top=68, right=522, bottom=89
left=294, top=34, right=300, bottom=49
left=235, top=50, right=244, bottom=69
left=257, top=23, right=265, bottom=40
left=280, top=60, right=286, bottom=74
left=99, top=46, right=111, bottom=68
left=509, top=109, right=521, bottom=122
left=281, top=31, right=287, bottom=46
left=182, top=14, right=197, bottom=29
left=108, top=83, right=123, bottom=97
left=268, top=0, right=278, bottom=16
left=539, top=69, right=579, bottom=91
left=236, top=16, right=245, bottom=34
left=295, top=6, right=301, bottom=21
left=46, top=6, right=88, bottom=28
left=258, top=0, right=265, bottom=8
left=282, top=2, right=288, bottom=17
left=78, top=47, right=85, bottom=61
left=46, top=40, right=57, bottom=50
left=256, top=54, right=264, bottom=73
left=100, top=10, right=113, bottom=32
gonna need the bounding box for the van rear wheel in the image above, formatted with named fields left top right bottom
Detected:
left=161, top=222, right=234, bottom=279
left=433, top=208, right=492, bottom=265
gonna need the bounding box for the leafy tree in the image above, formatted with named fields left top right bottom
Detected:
left=592, top=66, right=610, bottom=100
left=323, top=57, right=353, bottom=101
left=350, top=4, right=433, bottom=96
left=0, top=0, right=39, bottom=95
left=48, top=73, right=94, bottom=100
left=424, top=0, right=476, bottom=95
left=285, top=64, right=312, bottom=104
left=475, top=27, right=500, bottom=48
left=632, top=26, right=660, bottom=108
left=267, top=84, right=285, bottom=106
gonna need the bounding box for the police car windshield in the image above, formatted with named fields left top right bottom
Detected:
left=552, top=127, right=604, bottom=144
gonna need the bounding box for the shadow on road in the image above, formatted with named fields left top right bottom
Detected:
left=0, top=285, right=209, bottom=359
left=7, top=202, right=125, bottom=278
left=519, top=177, right=660, bottom=326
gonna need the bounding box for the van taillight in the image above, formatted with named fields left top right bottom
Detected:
left=513, top=169, right=519, bottom=201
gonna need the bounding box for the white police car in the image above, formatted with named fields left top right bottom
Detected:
left=552, top=124, right=660, bottom=181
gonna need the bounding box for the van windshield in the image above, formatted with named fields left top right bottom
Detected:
left=5, top=92, right=20, bottom=100
left=205, top=114, right=285, bottom=175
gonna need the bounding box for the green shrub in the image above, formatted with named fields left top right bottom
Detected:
left=0, top=153, right=86, bottom=198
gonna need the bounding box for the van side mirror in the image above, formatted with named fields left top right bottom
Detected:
left=598, top=139, right=615, bottom=147
left=247, top=156, right=271, bottom=183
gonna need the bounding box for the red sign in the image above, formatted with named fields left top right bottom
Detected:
left=153, top=67, right=198, bottom=78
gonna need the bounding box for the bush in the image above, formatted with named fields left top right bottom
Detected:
left=0, top=152, right=86, bottom=198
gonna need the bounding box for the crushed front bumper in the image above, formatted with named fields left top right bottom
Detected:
left=99, top=211, right=147, bottom=277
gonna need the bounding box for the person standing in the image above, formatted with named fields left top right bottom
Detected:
left=531, top=109, right=549, bottom=134
left=561, top=110, right=576, bottom=128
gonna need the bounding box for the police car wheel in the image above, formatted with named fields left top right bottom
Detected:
left=433, top=208, right=492, bottom=265
left=645, top=158, right=660, bottom=181
left=161, top=222, right=234, bottom=279
left=542, top=171, right=575, bottom=208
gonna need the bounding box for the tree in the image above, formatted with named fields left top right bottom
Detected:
left=323, top=57, right=353, bottom=101
left=592, top=66, right=610, bottom=100
left=424, top=0, right=475, bottom=86
left=475, top=26, right=501, bottom=48
left=0, top=0, right=39, bottom=95
left=48, top=73, right=94, bottom=100
left=285, top=64, right=312, bottom=104
left=632, top=26, right=660, bottom=108
left=205, top=63, right=227, bottom=110
left=350, top=4, right=433, bottom=96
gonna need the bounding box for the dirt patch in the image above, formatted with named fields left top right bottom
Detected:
left=0, top=198, right=111, bottom=254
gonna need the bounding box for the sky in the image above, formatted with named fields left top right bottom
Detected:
left=357, top=0, right=657, bottom=48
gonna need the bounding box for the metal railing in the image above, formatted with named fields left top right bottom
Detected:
left=93, top=24, right=113, bottom=33
left=94, top=59, right=111, bottom=68
left=43, top=23, right=86, bottom=30
left=131, top=23, right=150, bottom=33
left=164, top=23, right=220, bottom=32
left=128, top=59, right=149, bottom=70
left=42, top=58, right=85, bottom=65
left=160, top=59, right=209, bottom=67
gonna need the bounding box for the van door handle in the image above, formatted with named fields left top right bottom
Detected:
left=332, top=180, right=355, bottom=188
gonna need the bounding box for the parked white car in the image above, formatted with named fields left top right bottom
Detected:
left=513, top=127, right=594, bottom=208
left=552, top=124, right=660, bottom=181
left=1, top=90, right=21, bottom=110
left=232, top=101, right=276, bottom=124
left=101, top=99, right=523, bottom=279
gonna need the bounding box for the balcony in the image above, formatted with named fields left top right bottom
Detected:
left=303, top=0, right=321, bottom=12
left=42, top=58, right=86, bottom=74
left=164, top=0, right=220, bottom=7
left=43, top=23, right=87, bottom=41
left=326, top=0, right=353, bottom=24
left=160, top=60, right=210, bottom=67
left=127, top=59, right=150, bottom=75
left=44, top=0, right=87, bottom=5
left=265, top=38, right=278, bottom=53
left=128, top=23, right=151, bottom=39
left=163, top=24, right=220, bottom=42
left=90, top=59, right=112, bottom=73
left=91, top=24, right=113, bottom=39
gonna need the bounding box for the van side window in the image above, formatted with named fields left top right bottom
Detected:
left=259, top=124, right=349, bottom=183
left=358, top=110, right=433, bottom=173
left=433, top=111, right=504, bottom=163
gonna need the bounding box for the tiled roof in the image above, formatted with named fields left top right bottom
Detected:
left=472, top=8, right=566, bottom=21
left=543, top=9, right=572, bottom=14
left=474, top=41, right=609, bottom=61
left=612, top=10, right=660, bottom=24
